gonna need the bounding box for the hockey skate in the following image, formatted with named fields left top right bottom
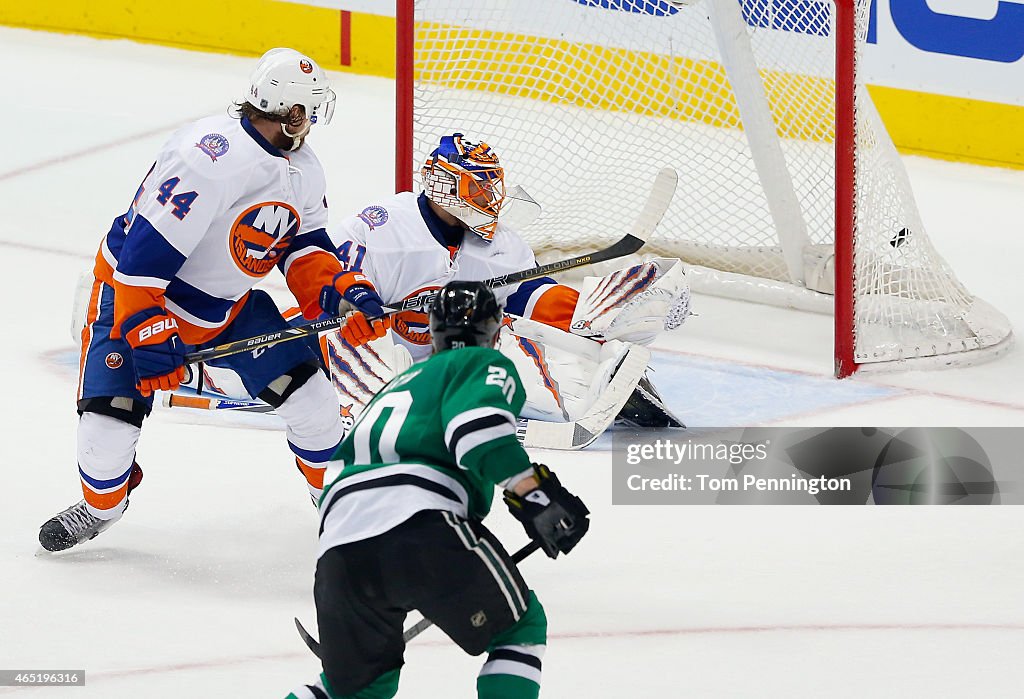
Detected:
left=38, top=463, right=143, bottom=552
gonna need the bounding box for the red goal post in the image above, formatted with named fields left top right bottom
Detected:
left=395, top=0, right=1012, bottom=378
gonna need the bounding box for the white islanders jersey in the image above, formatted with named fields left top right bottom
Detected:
left=96, top=114, right=337, bottom=345
left=329, top=191, right=537, bottom=362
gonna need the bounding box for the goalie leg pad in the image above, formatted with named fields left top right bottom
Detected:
left=570, top=257, right=691, bottom=345
left=324, top=329, right=413, bottom=428
left=70, top=270, right=95, bottom=344
left=498, top=317, right=644, bottom=430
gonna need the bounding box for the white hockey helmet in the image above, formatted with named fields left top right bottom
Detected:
left=421, top=133, right=506, bottom=241
left=244, top=48, right=336, bottom=126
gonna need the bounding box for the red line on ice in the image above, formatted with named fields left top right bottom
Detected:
left=1, top=621, right=1015, bottom=692
left=0, top=117, right=202, bottom=183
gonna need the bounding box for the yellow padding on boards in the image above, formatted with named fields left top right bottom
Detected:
left=417, top=24, right=835, bottom=141
left=868, top=86, right=1024, bottom=170
left=350, top=12, right=397, bottom=78
left=0, top=0, right=341, bottom=67
left=418, top=24, right=1024, bottom=169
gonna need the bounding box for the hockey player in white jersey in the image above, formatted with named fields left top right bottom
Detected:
left=325, top=133, right=689, bottom=434
left=38, top=49, right=389, bottom=552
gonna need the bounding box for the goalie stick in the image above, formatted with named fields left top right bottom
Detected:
left=294, top=541, right=541, bottom=660
left=160, top=380, right=638, bottom=451
left=184, top=167, right=678, bottom=365
left=518, top=343, right=650, bottom=450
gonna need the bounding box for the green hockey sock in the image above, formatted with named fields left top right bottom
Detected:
left=476, top=591, right=547, bottom=699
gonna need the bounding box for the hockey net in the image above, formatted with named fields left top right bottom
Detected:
left=396, top=0, right=1012, bottom=376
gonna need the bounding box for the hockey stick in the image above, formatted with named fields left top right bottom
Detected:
left=294, top=540, right=542, bottom=660
left=163, top=386, right=633, bottom=451
left=185, top=167, right=678, bottom=365
left=161, top=393, right=275, bottom=413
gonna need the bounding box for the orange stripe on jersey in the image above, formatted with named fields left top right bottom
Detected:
left=77, top=277, right=104, bottom=400
left=295, top=456, right=326, bottom=490
left=81, top=479, right=131, bottom=512
left=99, top=244, right=251, bottom=345
left=110, top=281, right=165, bottom=339
left=93, top=246, right=115, bottom=286
left=285, top=250, right=343, bottom=319
left=526, top=284, right=579, bottom=332
left=173, top=294, right=250, bottom=346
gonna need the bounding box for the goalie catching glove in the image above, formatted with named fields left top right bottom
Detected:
left=570, top=258, right=691, bottom=346
left=504, top=463, right=590, bottom=559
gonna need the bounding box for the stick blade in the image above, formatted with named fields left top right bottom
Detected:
left=518, top=345, right=650, bottom=450
left=294, top=617, right=322, bottom=659
left=630, top=167, right=678, bottom=243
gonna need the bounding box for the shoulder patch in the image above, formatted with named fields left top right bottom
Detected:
left=357, top=205, right=389, bottom=230
left=195, top=133, right=230, bottom=162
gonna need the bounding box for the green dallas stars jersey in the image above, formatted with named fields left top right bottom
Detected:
left=316, top=346, right=532, bottom=556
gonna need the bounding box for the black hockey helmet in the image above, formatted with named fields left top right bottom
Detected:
left=429, top=281, right=502, bottom=353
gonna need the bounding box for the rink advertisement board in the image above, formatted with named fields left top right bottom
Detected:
left=299, top=0, right=1024, bottom=167
left=2, top=0, right=1021, bottom=165
left=612, top=427, right=1019, bottom=505
left=309, top=0, right=1024, bottom=104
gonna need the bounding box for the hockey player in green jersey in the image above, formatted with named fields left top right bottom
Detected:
left=287, top=281, right=590, bottom=699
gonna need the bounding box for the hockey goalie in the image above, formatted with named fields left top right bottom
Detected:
left=322, top=133, right=690, bottom=447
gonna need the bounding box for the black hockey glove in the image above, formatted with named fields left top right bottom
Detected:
left=504, top=464, right=590, bottom=559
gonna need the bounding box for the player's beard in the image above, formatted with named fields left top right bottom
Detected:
left=281, top=120, right=311, bottom=152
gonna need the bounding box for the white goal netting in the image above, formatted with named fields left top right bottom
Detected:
left=406, top=0, right=1012, bottom=370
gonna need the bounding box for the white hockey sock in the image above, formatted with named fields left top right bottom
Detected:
left=275, top=374, right=345, bottom=499
left=77, top=412, right=140, bottom=520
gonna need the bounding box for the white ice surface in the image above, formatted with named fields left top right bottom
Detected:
left=0, top=28, right=1022, bottom=698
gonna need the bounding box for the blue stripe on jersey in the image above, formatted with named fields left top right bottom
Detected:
left=240, top=117, right=286, bottom=159
left=79, top=462, right=134, bottom=491
left=288, top=440, right=342, bottom=463
left=277, top=226, right=334, bottom=271
left=504, top=277, right=557, bottom=317
left=114, top=214, right=187, bottom=283
left=164, top=277, right=237, bottom=325
left=417, top=192, right=465, bottom=249
left=104, top=213, right=131, bottom=260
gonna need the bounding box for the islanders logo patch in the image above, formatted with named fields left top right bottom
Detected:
left=392, top=286, right=440, bottom=346
left=229, top=202, right=301, bottom=277
left=195, top=133, right=230, bottom=162
left=105, top=352, right=124, bottom=369
left=299, top=59, right=313, bottom=74
left=357, top=205, right=389, bottom=230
